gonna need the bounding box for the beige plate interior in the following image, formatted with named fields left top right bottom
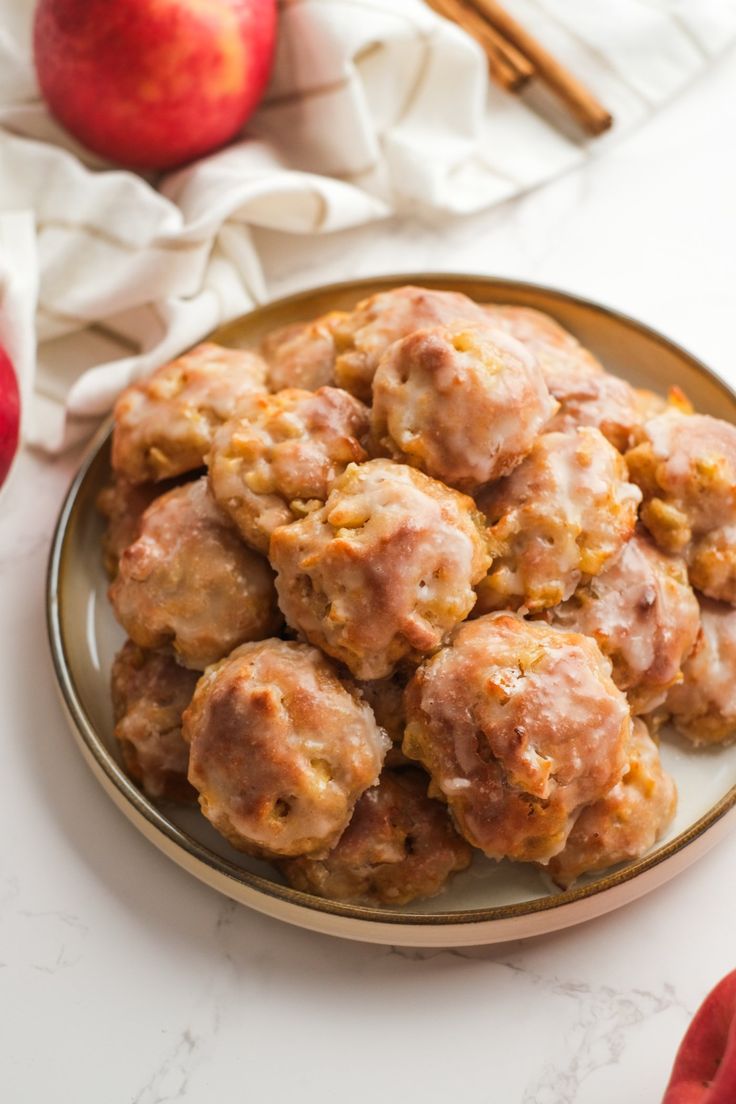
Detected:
left=47, top=274, right=736, bottom=947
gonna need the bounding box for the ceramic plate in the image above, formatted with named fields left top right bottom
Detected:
left=47, top=275, right=736, bottom=947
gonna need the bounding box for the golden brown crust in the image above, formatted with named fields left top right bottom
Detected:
left=481, top=304, right=671, bottom=453
left=357, top=673, right=410, bottom=768
left=96, top=477, right=163, bottom=579
left=688, top=526, right=736, bottom=604
left=279, top=769, right=472, bottom=905
left=664, top=597, right=736, bottom=746
left=626, top=412, right=736, bottom=601
left=546, top=719, right=676, bottom=888
left=482, top=306, right=689, bottom=452
left=183, top=640, right=390, bottom=858
left=111, top=641, right=198, bottom=802
left=543, top=531, right=700, bottom=714
left=476, top=428, right=641, bottom=614
left=270, top=459, right=491, bottom=679
left=403, top=613, right=630, bottom=863
left=109, top=478, right=281, bottom=670
left=208, top=387, right=369, bottom=554
left=101, top=296, right=733, bottom=906
left=260, top=311, right=348, bottom=392
left=112, top=343, right=267, bottom=483
left=370, top=323, right=557, bottom=490
left=634, top=385, right=692, bottom=423
left=333, top=286, right=489, bottom=401
left=545, top=369, right=642, bottom=453
left=481, top=305, right=604, bottom=379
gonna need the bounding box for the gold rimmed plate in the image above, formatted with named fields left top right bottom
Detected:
left=47, top=275, right=736, bottom=947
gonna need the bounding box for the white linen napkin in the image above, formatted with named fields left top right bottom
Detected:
left=1, top=0, right=735, bottom=451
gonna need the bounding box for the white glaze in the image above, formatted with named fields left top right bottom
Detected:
left=208, top=387, right=369, bottom=553
left=271, top=459, right=489, bottom=679
left=5, top=62, right=736, bottom=1102
left=477, top=428, right=641, bottom=612
left=112, top=343, right=267, bottom=483
left=546, top=532, right=699, bottom=714
left=371, top=322, right=556, bottom=489
left=404, top=613, right=630, bottom=863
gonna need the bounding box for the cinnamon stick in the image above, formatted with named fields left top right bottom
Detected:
left=427, top=0, right=534, bottom=92
left=467, top=0, right=612, bottom=135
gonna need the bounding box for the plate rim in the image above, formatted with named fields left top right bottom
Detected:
left=46, top=272, right=736, bottom=936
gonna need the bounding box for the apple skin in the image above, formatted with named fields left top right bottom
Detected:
left=33, top=0, right=277, bottom=170
left=663, top=970, right=736, bottom=1104
left=0, top=345, right=20, bottom=490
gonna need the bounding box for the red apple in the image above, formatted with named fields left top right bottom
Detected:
left=0, top=345, right=20, bottom=490
left=33, top=0, right=277, bottom=170
left=663, top=970, right=736, bottom=1104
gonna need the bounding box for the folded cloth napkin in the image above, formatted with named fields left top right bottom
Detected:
left=1, top=0, right=735, bottom=451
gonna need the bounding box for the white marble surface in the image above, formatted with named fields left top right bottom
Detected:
left=3, top=51, right=736, bottom=1104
